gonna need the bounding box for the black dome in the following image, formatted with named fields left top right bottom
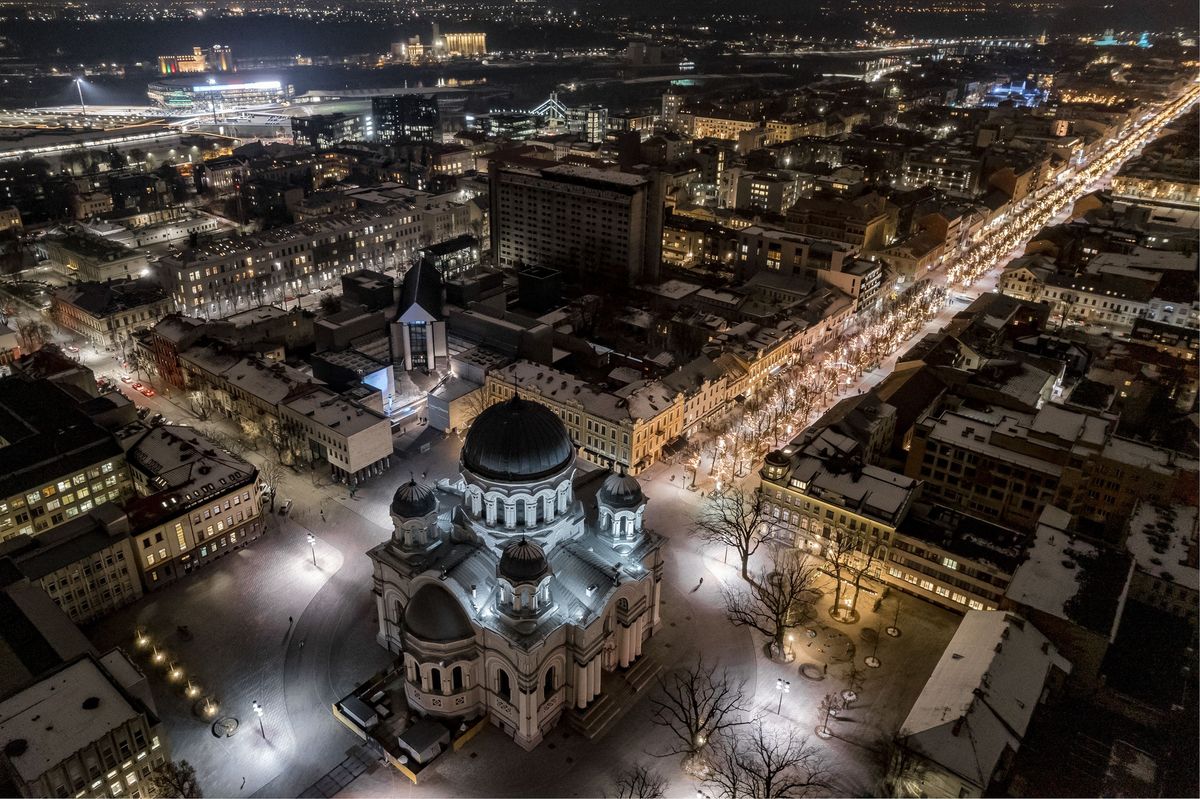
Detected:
left=391, top=479, right=437, bottom=518
left=599, top=471, right=644, bottom=508
left=498, top=537, right=550, bottom=583
left=404, top=584, right=474, bottom=642
left=462, top=396, right=575, bottom=482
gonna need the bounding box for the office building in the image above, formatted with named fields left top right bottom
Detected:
left=291, top=113, right=371, bottom=149
left=489, top=162, right=664, bottom=285
left=0, top=505, right=142, bottom=624
left=0, top=379, right=134, bottom=543
left=372, top=95, right=440, bottom=144
left=0, top=653, right=170, bottom=799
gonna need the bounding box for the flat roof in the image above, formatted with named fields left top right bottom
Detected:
left=0, top=656, right=146, bottom=783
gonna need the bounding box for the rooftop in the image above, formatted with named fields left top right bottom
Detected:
left=1005, top=506, right=1132, bottom=637
left=899, top=611, right=1070, bottom=790
left=1125, top=501, right=1198, bottom=592
left=0, top=655, right=152, bottom=784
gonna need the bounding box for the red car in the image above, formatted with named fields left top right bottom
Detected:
left=131, top=382, right=143, bottom=391
left=140, top=387, right=156, bottom=397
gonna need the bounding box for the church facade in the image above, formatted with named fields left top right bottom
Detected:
left=367, top=396, right=665, bottom=749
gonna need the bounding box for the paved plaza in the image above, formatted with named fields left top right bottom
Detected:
left=86, top=428, right=960, bottom=799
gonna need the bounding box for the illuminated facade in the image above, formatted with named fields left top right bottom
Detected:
left=157, top=44, right=235, bottom=75
left=442, top=32, right=487, bottom=57
left=146, top=76, right=291, bottom=111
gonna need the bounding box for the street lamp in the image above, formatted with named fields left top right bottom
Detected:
left=74, top=78, right=85, bottom=114
left=775, top=678, right=790, bottom=714
left=306, top=533, right=316, bottom=566
left=252, top=700, right=266, bottom=740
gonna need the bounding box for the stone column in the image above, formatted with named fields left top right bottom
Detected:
left=589, top=658, right=601, bottom=698
left=575, top=663, right=588, bottom=708
left=651, top=578, right=662, bottom=627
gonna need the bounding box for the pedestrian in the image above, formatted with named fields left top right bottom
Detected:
left=288, top=616, right=293, bottom=625
left=823, top=663, right=828, bottom=675
left=299, top=639, right=305, bottom=650
left=240, top=778, right=246, bottom=791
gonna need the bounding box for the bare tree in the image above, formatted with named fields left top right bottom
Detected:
left=145, top=759, right=203, bottom=798
left=722, top=549, right=818, bottom=661
left=874, top=734, right=927, bottom=798
left=817, top=693, right=842, bottom=738
left=649, top=657, right=749, bottom=764
left=693, top=486, right=775, bottom=581
left=15, top=318, right=51, bottom=352
left=826, top=527, right=885, bottom=624
left=609, top=763, right=668, bottom=799
left=259, top=459, right=286, bottom=511
left=187, top=390, right=211, bottom=421
left=703, top=721, right=830, bottom=799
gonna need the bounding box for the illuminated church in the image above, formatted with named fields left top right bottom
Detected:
left=367, top=396, right=665, bottom=749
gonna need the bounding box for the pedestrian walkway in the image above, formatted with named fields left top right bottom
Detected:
left=294, top=747, right=378, bottom=799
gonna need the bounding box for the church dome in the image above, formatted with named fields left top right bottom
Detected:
left=404, top=584, right=474, bottom=642
left=462, top=396, right=575, bottom=482
left=391, top=478, right=437, bottom=518
left=498, top=537, right=550, bottom=583
left=598, top=470, right=644, bottom=508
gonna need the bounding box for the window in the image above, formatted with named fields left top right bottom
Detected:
left=498, top=670, right=512, bottom=702
left=919, top=579, right=935, bottom=592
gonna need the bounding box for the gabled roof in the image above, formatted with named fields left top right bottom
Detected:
left=397, top=258, right=444, bottom=322
left=899, top=611, right=1070, bottom=790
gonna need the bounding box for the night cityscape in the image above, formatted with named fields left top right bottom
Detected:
left=0, top=1, right=1197, bottom=797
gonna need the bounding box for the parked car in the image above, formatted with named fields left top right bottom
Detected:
left=279, top=499, right=293, bottom=516
left=65, top=345, right=79, bottom=353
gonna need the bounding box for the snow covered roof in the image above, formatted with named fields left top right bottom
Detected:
left=898, top=611, right=1071, bottom=791
left=1005, top=506, right=1132, bottom=637
left=1126, top=501, right=1199, bottom=592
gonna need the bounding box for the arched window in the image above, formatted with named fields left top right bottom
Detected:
left=543, top=666, right=556, bottom=701
left=498, top=669, right=512, bottom=702
left=430, top=667, right=442, bottom=694
left=452, top=666, right=464, bottom=692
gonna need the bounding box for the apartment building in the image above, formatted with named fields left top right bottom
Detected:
left=119, top=425, right=263, bottom=588
left=691, top=113, right=761, bottom=142
left=0, top=379, right=134, bottom=542
left=160, top=202, right=425, bottom=319
left=0, top=653, right=170, bottom=799
left=50, top=279, right=172, bottom=352
left=489, top=161, right=664, bottom=285
left=485, top=360, right=684, bottom=475
left=0, top=505, right=142, bottom=624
